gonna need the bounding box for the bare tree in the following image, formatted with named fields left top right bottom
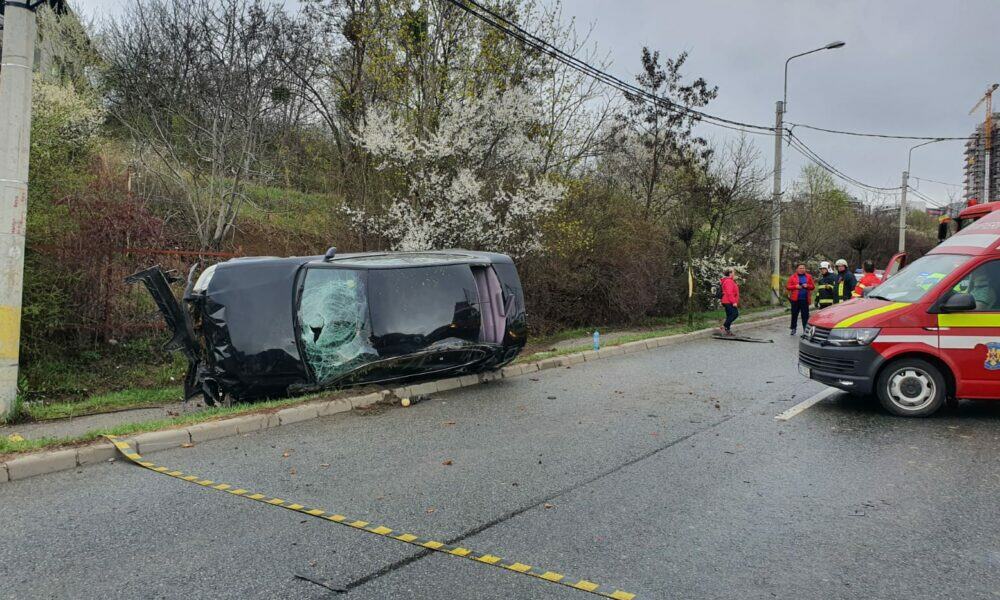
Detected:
left=102, top=0, right=304, bottom=249
left=615, top=48, right=717, bottom=218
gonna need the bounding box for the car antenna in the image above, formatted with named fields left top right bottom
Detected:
left=323, top=246, right=337, bottom=262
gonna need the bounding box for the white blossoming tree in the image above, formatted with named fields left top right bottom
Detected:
left=350, top=86, right=564, bottom=257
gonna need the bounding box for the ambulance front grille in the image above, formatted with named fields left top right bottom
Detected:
left=798, top=349, right=857, bottom=374
left=808, top=326, right=831, bottom=344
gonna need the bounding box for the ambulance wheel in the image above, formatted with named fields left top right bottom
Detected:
left=876, top=358, right=945, bottom=417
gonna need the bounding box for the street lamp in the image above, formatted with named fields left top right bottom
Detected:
left=770, top=41, right=846, bottom=304
left=898, top=138, right=946, bottom=252
left=784, top=41, right=846, bottom=111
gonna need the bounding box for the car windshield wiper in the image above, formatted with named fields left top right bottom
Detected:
left=867, top=294, right=893, bottom=301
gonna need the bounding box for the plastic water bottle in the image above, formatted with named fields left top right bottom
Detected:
left=593, top=330, right=600, bottom=351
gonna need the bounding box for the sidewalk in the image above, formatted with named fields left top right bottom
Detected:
left=1, top=400, right=204, bottom=441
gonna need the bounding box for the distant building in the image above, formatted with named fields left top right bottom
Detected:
left=963, top=114, right=1000, bottom=204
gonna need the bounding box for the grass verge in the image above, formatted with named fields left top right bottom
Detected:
left=23, top=386, right=185, bottom=421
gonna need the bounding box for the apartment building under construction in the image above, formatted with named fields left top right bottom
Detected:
left=964, top=114, right=1000, bottom=204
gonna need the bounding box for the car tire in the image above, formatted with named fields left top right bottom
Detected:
left=875, top=358, right=946, bottom=417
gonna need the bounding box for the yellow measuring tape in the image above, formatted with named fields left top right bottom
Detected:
left=106, top=436, right=636, bottom=599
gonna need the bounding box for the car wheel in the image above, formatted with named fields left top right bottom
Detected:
left=876, top=358, right=945, bottom=417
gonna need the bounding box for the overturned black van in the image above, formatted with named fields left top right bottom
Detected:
left=129, top=250, right=527, bottom=404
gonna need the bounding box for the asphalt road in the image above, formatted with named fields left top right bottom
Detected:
left=2, top=321, right=999, bottom=600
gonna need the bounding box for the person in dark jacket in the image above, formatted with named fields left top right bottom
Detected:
left=815, top=261, right=837, bottom=309
left=719, top=268, right=740, bottom=335
left=786, top=263, right=815, bottom=336
left=834, top=259, right=857, bottom=302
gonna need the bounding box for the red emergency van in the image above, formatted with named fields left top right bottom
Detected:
left=799, top=208, right=1000, bottom=416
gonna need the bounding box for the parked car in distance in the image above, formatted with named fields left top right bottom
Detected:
left=129, top=249, right=527, bottom=404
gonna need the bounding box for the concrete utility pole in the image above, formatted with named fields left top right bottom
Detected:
left=900, top=138, right=945, bottom=253
left=770, top=40, right=845, bottom=305
left=770, top=101, right=783, bottom=305
left=0, top=1, right=38, bottom=418
left=898, top=170, right=908, bottom=252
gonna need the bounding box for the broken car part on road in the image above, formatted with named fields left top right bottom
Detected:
left=128, top=250, right=526, bottom=405
left=105, top=436, right=635, bottom=600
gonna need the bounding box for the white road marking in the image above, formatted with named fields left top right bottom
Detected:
left=774, top=387, right=840, bottom=421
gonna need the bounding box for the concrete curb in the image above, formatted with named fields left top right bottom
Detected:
left=0, top=313, right=785, bottom=484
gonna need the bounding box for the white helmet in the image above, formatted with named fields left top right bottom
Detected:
left=820, top=261, right=831, bottom=270
left=835, top=259, right=848, bottom=267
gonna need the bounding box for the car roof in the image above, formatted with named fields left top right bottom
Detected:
left=215, top=249, right=513, bottom=273
left=929, top=208, right=1000, bottom=257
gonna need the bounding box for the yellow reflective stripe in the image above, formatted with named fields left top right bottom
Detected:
left=938, top=313, right=1000, bottom=327
left=835, top=302, right=909, bottom=328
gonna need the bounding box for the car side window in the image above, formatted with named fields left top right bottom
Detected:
left=950, top=260, right=1000, bottom=312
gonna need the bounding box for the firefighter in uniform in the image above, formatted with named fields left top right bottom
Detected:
left=853, top=260, right=881, bottom=298
left=815, top=261, right=837, bottom=309
left=834, top=259, right=857, bottom=302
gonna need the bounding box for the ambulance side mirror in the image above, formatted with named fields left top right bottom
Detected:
left=940, top=293, right=976, bottom=313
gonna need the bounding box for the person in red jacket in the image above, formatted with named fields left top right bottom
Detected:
left=786, top=263, right=815, bottom=336
left=853, top=260, right=881, bottom=298
left=719, top=267, right=740, bottom=335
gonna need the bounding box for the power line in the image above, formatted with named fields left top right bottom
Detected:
left=785, top=121, right=973, bottom=141
left=446, top=0, right=977, bottom=144
left=784, top=131, right=901, bottom=194
left=911, top=175, right=962, bottom=188
left=440, top=0, right=776, bottom=134
left=907, top=186, right=948, bottom=209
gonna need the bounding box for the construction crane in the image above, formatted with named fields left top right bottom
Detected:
left=969, top=83, right=999, bottom=202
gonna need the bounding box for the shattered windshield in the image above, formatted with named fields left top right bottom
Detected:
left=297, top=268, right=378, bottom=384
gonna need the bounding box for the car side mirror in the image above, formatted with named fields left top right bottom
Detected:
left=941, top=293, right=977, bottom=312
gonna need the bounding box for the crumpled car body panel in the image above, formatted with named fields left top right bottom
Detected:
left=130, top=250, right=527, bottom=403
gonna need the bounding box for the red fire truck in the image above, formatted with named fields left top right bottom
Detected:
left=799, top=207, right=1000, bottom=416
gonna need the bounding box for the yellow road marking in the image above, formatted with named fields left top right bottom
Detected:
left=477, top=554, right=502, bottom=564
left=104, top=436, right=632, bottom=599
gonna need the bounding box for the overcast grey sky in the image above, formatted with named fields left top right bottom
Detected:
left=77, top=0, right=998, bottom=206
left=562, top=0, right=997, bottom=207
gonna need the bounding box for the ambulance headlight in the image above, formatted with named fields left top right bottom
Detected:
left=826, top=328, right=881, bottom=346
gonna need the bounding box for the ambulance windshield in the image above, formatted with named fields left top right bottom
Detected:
left=871, top=254, right=971, bottom=303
